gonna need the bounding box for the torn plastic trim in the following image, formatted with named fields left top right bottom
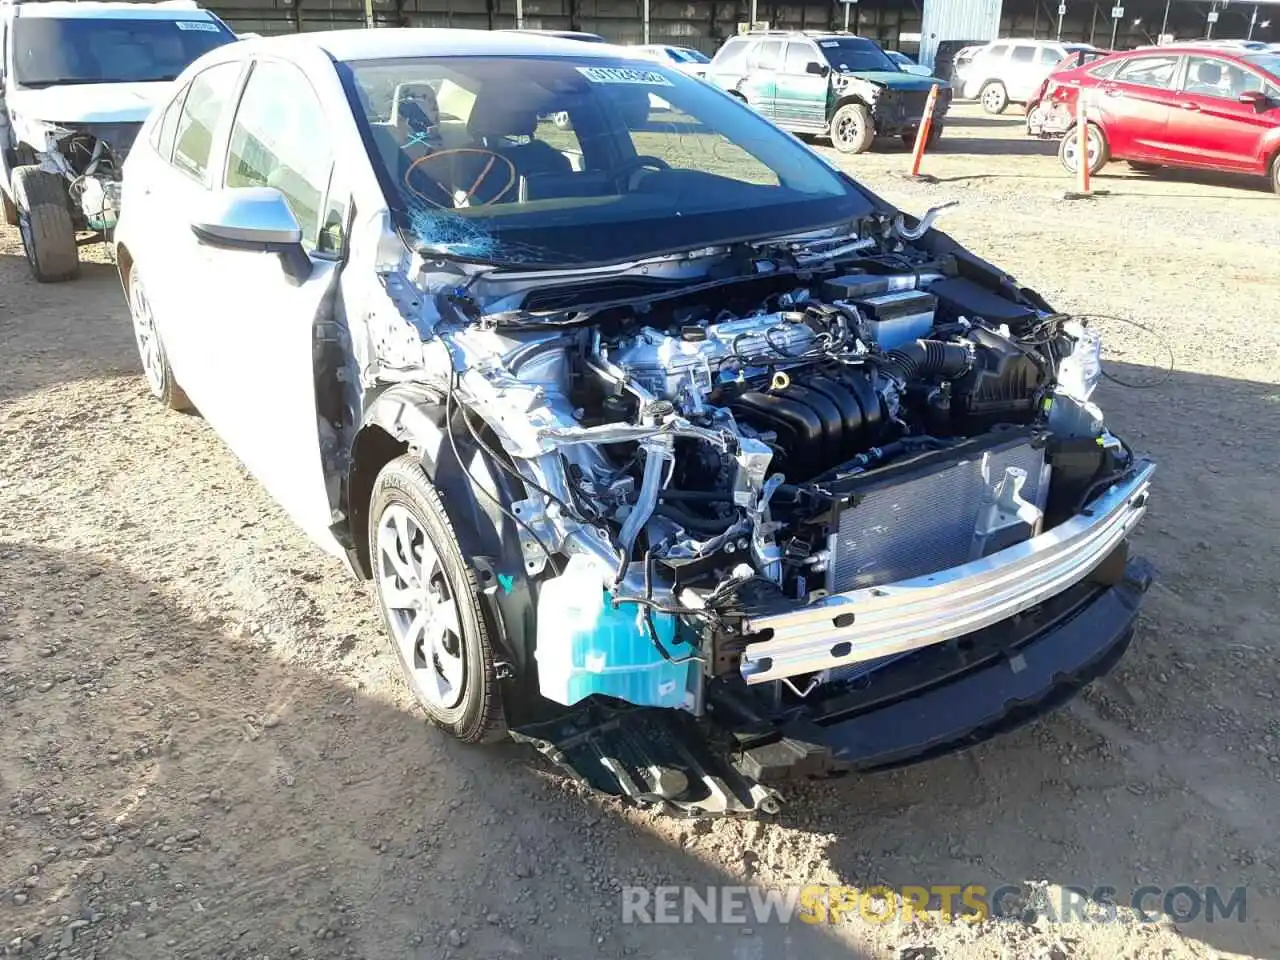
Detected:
left=511, top=702, right=783, bottom=817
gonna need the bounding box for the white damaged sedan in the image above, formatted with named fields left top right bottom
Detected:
left=115, top=29, right=1155, bottom=816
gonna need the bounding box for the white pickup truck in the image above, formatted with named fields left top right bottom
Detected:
left=0, top=0, right=237, bottom=281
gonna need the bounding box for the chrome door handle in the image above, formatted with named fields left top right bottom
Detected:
left=1180, top=102, right=1200, bottom=111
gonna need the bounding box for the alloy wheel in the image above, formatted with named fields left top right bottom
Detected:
left=835, top=113, right=860, bottom=148
left=128, top=271, right=166, bottom=397
left=376, top=503, right=467, bottom=710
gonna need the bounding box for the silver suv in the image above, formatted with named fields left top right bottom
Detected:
left=958, top=38, right=1099, bottom=113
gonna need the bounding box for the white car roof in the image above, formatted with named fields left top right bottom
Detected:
left=13, top=0, right=215, bottom=19
left=246, top=27, right=635, bottom=62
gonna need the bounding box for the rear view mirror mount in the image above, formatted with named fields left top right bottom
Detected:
left=191, top=186, right=312, bottom=284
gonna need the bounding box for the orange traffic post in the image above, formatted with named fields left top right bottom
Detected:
left=1076, top=94, right=1091, bottom=194
left=1064, top=90, right=1106, bottom=200
left=907, top=83, right=940, bottom=181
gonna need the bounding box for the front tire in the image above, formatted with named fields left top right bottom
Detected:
left=1272, top=154, right=1280, bottom=195
left=1059, top=122, right=1108, bottom=176
left=980, top=81, right=1009, bottom=114
left=13, top=166, right=79, bottom=283
left=127, top=265, right=191, bottom=411
left=830, top=102, right=875, bottom=154
left=369, top=454, right=507, bottom=744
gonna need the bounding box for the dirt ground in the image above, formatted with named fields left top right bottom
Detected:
left=1, top=102, right=1278, bottom=960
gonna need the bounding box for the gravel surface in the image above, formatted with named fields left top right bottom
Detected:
left=1, top=103, right=1278, bottom=960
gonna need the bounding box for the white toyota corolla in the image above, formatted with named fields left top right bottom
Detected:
left=115, top=29, right=1155, bottom=816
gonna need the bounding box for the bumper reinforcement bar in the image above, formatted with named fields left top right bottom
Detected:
left=740, top=460, right=1156, bottom=684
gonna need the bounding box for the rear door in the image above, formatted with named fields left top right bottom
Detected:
left=1094, top=53, right=1182, bottom=160
left=1168, top=55, right=1275, bottom=172
left=193, top=56, right=350, bottom=551
left=740, top=39, right=782, bottom=118
left=1004, top=43, right=1042, bottom=100
left=774, top=39, right=827, bottom=128
left=130, top=59, right=244, bottom=409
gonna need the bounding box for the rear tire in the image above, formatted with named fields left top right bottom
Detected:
left=980, top=81, right=1009, bottom=114
left=1058, top=122, right=1108, bottom=176
left=127, top=264, right=191, bottom=411
left=13, top=166, right=79, bottom=283
left=1269, top=154, right=1279, bottom=195
left=830, top=102, right=875, bottom=154
left=369, top=454, right=507, bottom=744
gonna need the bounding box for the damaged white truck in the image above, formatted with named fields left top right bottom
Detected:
left=0, top=0, right=235, bottom=281
left=114, top=30, right=1157, bottom=816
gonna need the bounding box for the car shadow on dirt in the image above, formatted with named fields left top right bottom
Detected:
left=938, top=113, right=1025, bottom=129
left=764, top=358, right=1280, bottom=959
left=1093, top=164, right=1274, bottom=197
left=0, top=540, right=869, bottom=960
left=932, top=137, right=1058, bottom=157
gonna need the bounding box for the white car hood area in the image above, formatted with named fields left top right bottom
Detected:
left=8, top=80, right=171, bottom=126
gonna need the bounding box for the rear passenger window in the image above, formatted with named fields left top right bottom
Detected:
left=1114, top=55, right=1179, bottom=89
left=751, top=40, right=783, bottom=70
left=149, top=81, right=189, bottom=162
left=1010, top=46, right=1037, bottom=63
left=1090, top=59, right=1122, bottom=79
left=172, top=62, right=241, bottom=184
left=225, top=59, right=333, bottom=252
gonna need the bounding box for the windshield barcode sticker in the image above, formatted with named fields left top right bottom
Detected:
left=819, top=40, right=839, bottom=47
left=576, top=66, right=673, bottom=86
left=176, top=20, right=220, bottom=31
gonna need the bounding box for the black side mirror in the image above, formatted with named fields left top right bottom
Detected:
left=190, top=186, right=312, bottom=284
left=805, top=61, right=829, bottom=77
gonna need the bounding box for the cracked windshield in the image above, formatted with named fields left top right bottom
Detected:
left=339, top=55, right=869, bottom=265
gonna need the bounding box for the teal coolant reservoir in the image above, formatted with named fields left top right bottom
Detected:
left=535, top=555, right=698, bottom=709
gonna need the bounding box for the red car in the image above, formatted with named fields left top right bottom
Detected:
left=1028, top=44, right=1280, bottom=192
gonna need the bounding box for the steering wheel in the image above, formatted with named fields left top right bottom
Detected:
left=611, top=154, right=671, bottom=192
left=404, top=148, right=518, bottom=209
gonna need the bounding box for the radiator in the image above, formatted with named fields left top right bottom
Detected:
left=827, top=441, right=1050, bottom=595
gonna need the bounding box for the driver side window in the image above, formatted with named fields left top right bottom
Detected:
left=224, top=59, right=337, bottom=253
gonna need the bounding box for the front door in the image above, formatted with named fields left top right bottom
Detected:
left=1094, top=53, right=1182, bottom=160
left=192, top=56, right=349, bottom=555
left=1168, top=55, right=1276, bottom=172
left=774, top=40, right=829, bottom=130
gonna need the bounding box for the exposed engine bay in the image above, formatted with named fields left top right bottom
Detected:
left=20, top=120, right=137, bottom=231
left=407, top=210, right=1136, bottom=730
